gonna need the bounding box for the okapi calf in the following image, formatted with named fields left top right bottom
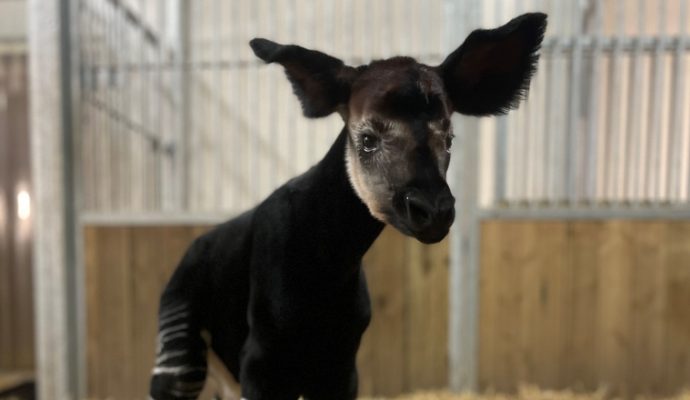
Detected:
left=150, top=13, right=546, bottom=400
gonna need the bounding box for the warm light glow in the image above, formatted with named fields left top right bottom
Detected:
left=17, top=190, right=31, bottom=220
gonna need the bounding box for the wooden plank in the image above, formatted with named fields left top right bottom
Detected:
left=359, top=227, right=407, bottom=396
left=130, top=227, right=185, bottom=398
left=83, top=226, right=102, bottom=398
left=596, top=221, right=633, bottom=395
left=405, top=236, right=449, bottom=391
left=479, top=221, right=526, bottom=392
left=427, top=236, right=450, bottom=389
left=520, top=222, right=568, bottom=388
left=405, top=237, right=428, bottom=391
left=563, top=221, right=603, bottom=390
left=479, top=219, right=690, bottom=397
left=628, top=221, right=666, bottom=395
left=478, top=221, right=498, bottom=391
left=96, top=226, right=133, bottom=399
left=663, top=221, right=690, bottom=393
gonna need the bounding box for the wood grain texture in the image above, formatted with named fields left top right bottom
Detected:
left=84, top=224, right=449, bottom=398
left=479, top=220, right=690, bottom=398
left=663, top=222, right=690, bottom=394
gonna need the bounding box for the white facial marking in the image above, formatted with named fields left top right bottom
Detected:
left=345, top=145, right=387, bottom=222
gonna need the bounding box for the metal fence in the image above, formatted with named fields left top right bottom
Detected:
left=76, top=0, right=690, bottom=216
left=480, top=0, right=690, bottom=209
left=77, top=0, right=451, bottom=215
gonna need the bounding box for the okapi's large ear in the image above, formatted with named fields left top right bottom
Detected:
left=438, top=13, right=547, bottom=116
left=250, top=38, right=356, bottom=118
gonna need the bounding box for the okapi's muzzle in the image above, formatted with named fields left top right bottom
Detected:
left=393, top=186, right=455, bottom=244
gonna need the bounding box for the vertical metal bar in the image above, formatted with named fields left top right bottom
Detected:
left=155, top=0, right=164, bottom=210
left=95, top=1, right=103, bottom=212
left=490, top=0, right=510, bottom=207
left=29, top=0, right=84, bottom=395
left=287, top=0, right=297, bottom=179
left=494, top=116, right=507, bottom=205
left=104, top=2, right=113, bottom=211
left=178, top=0, right=191, bottom=211
left=232, top=0, right=244, bottom=211
left=543, top=0, right=556, bottom=204
left=623, top=0, right=644, bottom=202
left=499, top=0, right=516, bottom=203
left=626, top=0, right=645, bottom=203
left=669, top=0, right=687, bottom=202
left=191, top=0, right=201, bottom=210
left=114, top=3, right=121, bottom=211
left=531, top=0, right=546, bottom=203
left=567, top=2, right=583, bottom=205
left=586, top=0, right=602, bottom=203
left=517, top=0, right=528, bottom=204
left=267, top=0, right=280, bottom=194
left=117, top=1, right=126, bottom=211
left=213, top=0, right=222, bottom=210
left=646, top=0, right=666, bottom=203
left=604, top=0, right=624, bottom=202
left=251, top=0, right=261, bottom=206
left=82, top=0, right=92, bottom=212
left=447, top=1, right=481, bottom=393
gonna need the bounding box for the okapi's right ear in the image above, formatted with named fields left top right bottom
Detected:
left=250, top=38, right=356, bottom=118
left=438, top=13, right=547, bottom=116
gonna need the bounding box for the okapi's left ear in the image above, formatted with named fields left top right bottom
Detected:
left=250, top=38, right=356, bottom=118
left=438, top=13, right=547, bottom=116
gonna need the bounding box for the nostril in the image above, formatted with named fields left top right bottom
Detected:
left=405, top=193, right=433, bottom=226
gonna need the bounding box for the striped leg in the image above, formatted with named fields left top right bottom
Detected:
left=149, top=301, right=208, bottom=400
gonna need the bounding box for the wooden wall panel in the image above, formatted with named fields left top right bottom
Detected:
left=358, top=228, right=408, bottom=395
left=479, top=220, right=690, bottom=397
left=663, top=222, right=690, bottom=392
left=84, top=225, right=448, bottom=399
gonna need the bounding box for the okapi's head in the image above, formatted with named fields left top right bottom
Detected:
left=251, top=13, right=547, bottom=243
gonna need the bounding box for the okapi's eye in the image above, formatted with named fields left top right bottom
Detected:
left=445, top=134, right=455, bottom=153
left=361, top=134, right=379, bottom=153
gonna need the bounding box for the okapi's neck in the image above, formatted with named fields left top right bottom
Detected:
left=296, top=128, right=384, bottom=264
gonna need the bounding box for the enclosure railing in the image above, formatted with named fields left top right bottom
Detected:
left=481, top=0, right=690, bottom=210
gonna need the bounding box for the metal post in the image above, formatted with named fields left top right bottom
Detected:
left=28, top=0, right=82, bottom=397
left=177, top=0, right=191, bottom=211
left=446, top=0, right=481, bottom=392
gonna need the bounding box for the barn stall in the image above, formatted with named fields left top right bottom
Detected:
left=3, top=0, right=690, bottom=399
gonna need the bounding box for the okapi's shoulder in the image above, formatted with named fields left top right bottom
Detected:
left=251, top=184, right=298, bottom=255
left=202, top=209, right=256, bottom=258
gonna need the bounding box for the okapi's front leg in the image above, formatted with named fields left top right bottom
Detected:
left=150, top=238, right=210, bottom=400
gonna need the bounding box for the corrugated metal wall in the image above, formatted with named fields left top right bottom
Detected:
left=77, top=0, right=690, bottom=214
left=479, top=0, right=690, bottom=207
left=77, top=0, right=450, bottom=215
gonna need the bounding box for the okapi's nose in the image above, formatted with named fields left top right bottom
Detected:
left=403, top=189, right=455, bottom=232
